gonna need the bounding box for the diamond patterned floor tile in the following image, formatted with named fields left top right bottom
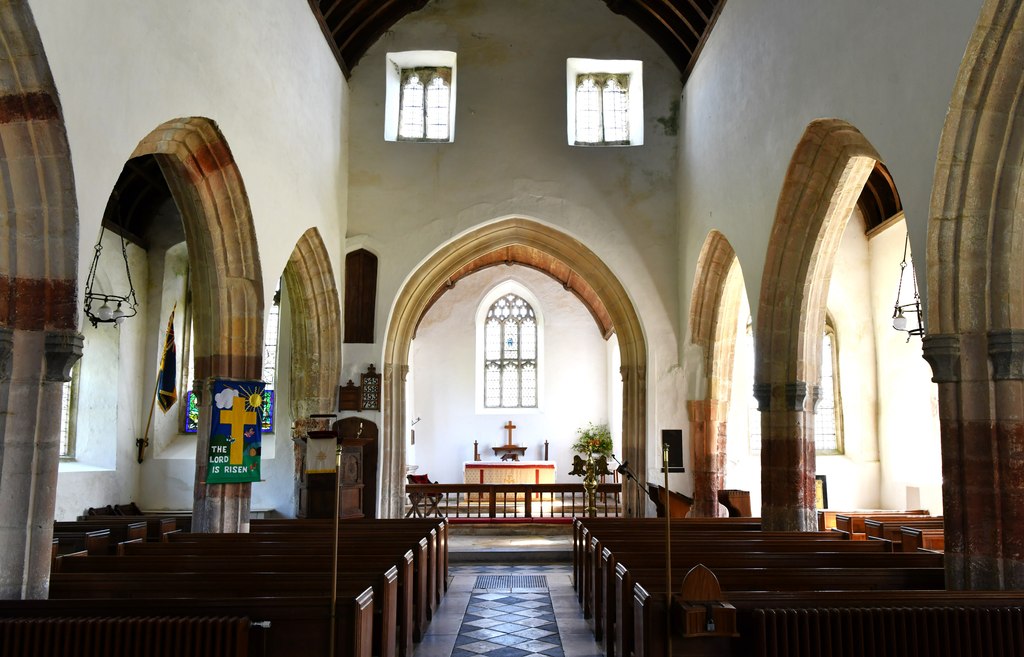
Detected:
left=450, top=571, right=564, bottom=657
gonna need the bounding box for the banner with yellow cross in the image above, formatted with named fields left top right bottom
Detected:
left=207, top=379, right=265, bottom=484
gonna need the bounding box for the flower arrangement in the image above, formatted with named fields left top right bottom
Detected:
left=571, top=422, right=613, bottom=457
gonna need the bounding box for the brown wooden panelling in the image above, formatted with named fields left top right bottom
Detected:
left=345, top=249, right=378, bottom=343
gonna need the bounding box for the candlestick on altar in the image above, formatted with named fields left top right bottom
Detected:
left=544, top=440, right=549, bottom=461
left=473, top=440, right=480, bottom=461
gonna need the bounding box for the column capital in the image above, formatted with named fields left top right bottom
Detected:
left=785, top=381, right=809, bottom=411
left=0, top=326, right=13, bottom=381
left=988, top=329, right=1024, bottom=380
left=43, top=329, right=84, bottom=382
left=752, top=383, right=771, bottom=412
left=922, top=333, right=961, bottom=383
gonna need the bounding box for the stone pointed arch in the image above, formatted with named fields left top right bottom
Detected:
left=925, top=0, right=1024, bottom=590
left=283, top=228, right=342, bottom=421
left=381, top=218, right=647, bottom=518
left=687, top=230, right=745, bottom=517
left=756, top=119, right=878, bottom=531
left=131, top=117, right=263, bottom=533
left=0, top=0, right=83, bottom=600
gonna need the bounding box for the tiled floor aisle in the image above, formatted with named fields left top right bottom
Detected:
left=413, top=564, right=603, bottom=657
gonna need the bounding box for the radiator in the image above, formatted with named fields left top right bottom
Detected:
left=755, top=607, right=1024, bottom=657
left=0, top=616, right=250, bottom=657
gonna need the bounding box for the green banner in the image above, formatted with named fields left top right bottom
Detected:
left=206, top=379, right=265, bottom=483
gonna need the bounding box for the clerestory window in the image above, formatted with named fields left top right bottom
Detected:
left=385, top=51, right=457, bottom=143
left=567, top=58, right=643, bottom=147
left=398, top=68, right=452, bottom=141
left=483, top=293, right=538, bottom=408
left=575, top=74, right=630, bottom=145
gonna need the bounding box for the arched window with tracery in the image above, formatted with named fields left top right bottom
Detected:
left=398, top=68, right=451, bottom=141
left=815, top=318, right=844, bottom=453
left=483, top=293, right=538, bottom=408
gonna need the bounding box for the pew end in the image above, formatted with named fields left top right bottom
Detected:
left=671, top=565, right=738, bottom=639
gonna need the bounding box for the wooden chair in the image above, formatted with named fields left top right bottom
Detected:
left=405, top=474, right=442, bottom=518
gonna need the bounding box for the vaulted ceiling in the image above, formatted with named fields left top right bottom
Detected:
left=308, top=0, right=728, bottom=79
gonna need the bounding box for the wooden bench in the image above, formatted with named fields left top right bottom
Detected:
left=900, top=526, right=945, bottom=552
left=817, top=508, right=929, bottom=532
left=55, top=551, right=415, bottom=657
left=50, top=571, right=393, bottom=657
left=864, top=516, right=943, bottom=547
left=161, top=529, right=436, bottom=632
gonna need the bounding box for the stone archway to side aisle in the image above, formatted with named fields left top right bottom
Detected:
left=131, top=117, right=264, bottom=533
left=0, top=0, right=82, bottom=600
left=380, top=218, right=647, bottom=519
left=687, top=230, right=745, bottom=517
left=925, top=0, right=1024, bottom=590
left=756, top=119, right=879, bottom=531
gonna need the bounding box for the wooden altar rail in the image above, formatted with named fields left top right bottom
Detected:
left=405, top=483, right=622, bottom=520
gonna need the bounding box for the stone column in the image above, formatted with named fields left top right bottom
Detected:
left=620, top=363, right=647, bottom=517
left=757, top=381, right=817, bottom=531
left=380, top=362, right=408, bottom=519
left=191, top=377, right=252, bottom=533
left=989, top=330, right=1024, bottom=588
left=0, top=329, right=82, bottom=599
left=925, top=331, right=1024, bottom=590
left=688, top=399, right=728, bottom=517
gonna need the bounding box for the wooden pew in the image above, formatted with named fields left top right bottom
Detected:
left=900, top=526, right=945, bottom=552
left=52, top=529, right=110, bottom=557
left=596, top=546, right=938, bottom=653
left=161, top=529, right=436, bottom=634
left=55, top=552, right=415, bottom=657
left=864, top=516, right=943, bottom=547
left=55, top=520, right=148, bottom=548
left=50, top=571, right=393, bottom=657
left=816, top=508, right=929, bottom=531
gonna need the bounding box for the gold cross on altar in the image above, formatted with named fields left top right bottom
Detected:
left=504, top=421, right=516, bottom=446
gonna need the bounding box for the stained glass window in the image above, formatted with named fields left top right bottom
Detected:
left=399, top=68, right=451, bottom=141
left=575, top=73, right=631, bottom=145
left=184, top=389, right=199, bottom=434
left=483, top=293, right=537, bottom=408
left=183, top=281, right=279, bottom=434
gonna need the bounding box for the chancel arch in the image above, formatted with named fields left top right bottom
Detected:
left=382, top=218, right=647, bottom=518
left=130, top=117, right=264, bottom=533
left=687, top=230, right=746, bottom=517
left=756, top=119, right=879, bottom=531
left=0, top=0, right=82, bottom=600
left=926, top=0, right=1024, bottom=590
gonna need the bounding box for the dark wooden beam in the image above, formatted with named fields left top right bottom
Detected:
left=681, top=0, right=727, bottom=83
left=306, top=0, right=350, bottom=78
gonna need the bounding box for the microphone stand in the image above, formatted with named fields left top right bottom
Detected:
left=611, top=454, right=660, bottom=506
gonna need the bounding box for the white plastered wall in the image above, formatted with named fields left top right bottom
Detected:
left=347, top=0, right=687, bottom=490
left=31, top=0, right=348, bottom=518
left=412, top=266, right=613, bottom=485
left=869, top=220, right=942, bottom=514
left=678, top=0, right=982, bottom=511
left=677, top=1, right=983, bottom=322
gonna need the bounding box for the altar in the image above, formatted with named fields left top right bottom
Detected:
left=464, top=461, right=556, bottom=485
